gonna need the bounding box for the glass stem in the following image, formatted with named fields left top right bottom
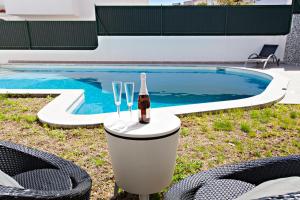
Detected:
left=129, top=106, right=132, bottom=118
left=117, top=106, right=120, bottom=118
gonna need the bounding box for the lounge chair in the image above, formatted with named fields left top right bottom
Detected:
left=165, top=155, right=300, bottom=200
left=0, top=141, right=92, bottom=200
left=244, top=44, right=280, bottom=69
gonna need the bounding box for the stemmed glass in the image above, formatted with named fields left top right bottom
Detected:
left=124, top=82, right=134, bottom=118
left=112, top=81, right=122, bottom=118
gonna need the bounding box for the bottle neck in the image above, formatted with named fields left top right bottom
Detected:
left=139, top=77, right=149, bottom=95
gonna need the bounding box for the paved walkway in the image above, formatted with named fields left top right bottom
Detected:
left=264, top=65, right=300, bottom=104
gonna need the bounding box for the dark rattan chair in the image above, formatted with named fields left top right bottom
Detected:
left=0, top=141, right=92, bottom=200
left=165, top=155, right=300, bottom=200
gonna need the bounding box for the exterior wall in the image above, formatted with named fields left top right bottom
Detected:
left=183, top=0, right=292, bottom=5
left=0, top=36, right=287, bottom=64
left=95, top=0, right=149, bottom=5
left=255, top=0, right=292, bottom=5
left=183, top=0, right=207, bottom=5
left=284, top=15, right=300, bottom=65
left=0, top=0, right=95, bottom=21
left=181, top=0, right=291, bottom=5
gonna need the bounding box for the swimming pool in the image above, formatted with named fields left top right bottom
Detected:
left=0, top=66, right=272, bottom=115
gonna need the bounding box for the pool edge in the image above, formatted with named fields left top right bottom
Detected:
left=0, top=66, right=289, bottom=128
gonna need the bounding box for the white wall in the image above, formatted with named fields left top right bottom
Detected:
left=0, top=36, right=287, bottom=64
left=2, top=0, right=95, bottom=21
left=95, top=0, right=149, bottom=5
left=255, top=0, right=292, bottom=5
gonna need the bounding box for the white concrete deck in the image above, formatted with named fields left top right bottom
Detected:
left=273, top=67, right=300, bottom=104
left=249, top=64, right=300, bottom=104
left=224, top=63, right=300, bottom=104
left=0, top=65, right=290, bottom=128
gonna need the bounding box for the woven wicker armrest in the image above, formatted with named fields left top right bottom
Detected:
left=258, top=192, right=300, bottom=200
left=0, top=142, right=56, bottom=176
left=0, top=141, right=92, bottom=200
left=165, top=155, right=300, bottom=200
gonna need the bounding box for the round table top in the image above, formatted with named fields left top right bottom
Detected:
left=104, top=111, right=181, bottom=139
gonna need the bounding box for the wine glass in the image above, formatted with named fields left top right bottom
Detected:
left=124, top=82, right=134, bottom=118
left=112, top=81, right=122, bottom=118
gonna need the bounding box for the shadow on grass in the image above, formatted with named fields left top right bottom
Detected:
left=111, top=192, right=161, bottom=200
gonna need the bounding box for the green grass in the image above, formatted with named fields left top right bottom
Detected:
left=213, top=119, right=233, bottom=131
left=173, top=156, right=203, bottom=182
left=0, top=96, right=299, bottom=200
left=290, top=111, right=298, bottom=119
left=47, top=129, right=66, bottom=141
left=91, top=157, right=106, bottom=167
left=292, top=139, right=300, bottom=149
left=181, top=127, right=190, bottom=137
left=240, top=122, right=251, bottom=133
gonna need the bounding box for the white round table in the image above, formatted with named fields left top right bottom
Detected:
left=104, top=111, right=181, bottom=200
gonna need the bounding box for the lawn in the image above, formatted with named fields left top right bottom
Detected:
left=0, top=95, right=299, bottom=200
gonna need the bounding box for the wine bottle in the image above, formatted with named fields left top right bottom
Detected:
left=138, top=73, right=150, bottom=124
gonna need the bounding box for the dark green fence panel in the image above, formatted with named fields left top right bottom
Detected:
left=0, top=21, right=30, bottom=49
left=162, top=6, right=226, bottom=35
left=96, top=5, right=293, bottom=36
left=28, top=21, right=98, bottom=50
left=293, top=0, right=300, bottom=14
left=96, top=6, right=161, bottom=35
left=0, top=5, right=295, bottom=50
left=226, top=5, right=293, bottom=35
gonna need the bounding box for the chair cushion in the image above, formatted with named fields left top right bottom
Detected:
left=0, top=169, right=24, bottom=189
left=13, top=169, right=72, bottom=191
left=235, top=177, right=300, bottom=200
left=194, top=179, right=255, bottom=200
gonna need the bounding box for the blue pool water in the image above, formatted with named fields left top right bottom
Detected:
left=0, top=67, right=272, bottom=115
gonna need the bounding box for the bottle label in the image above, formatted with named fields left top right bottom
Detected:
left=146, top=108, right=150, bottom=118
left=138, top=108, right=150, bottom=121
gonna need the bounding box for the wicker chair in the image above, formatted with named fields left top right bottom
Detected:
left=165, top=155, right=300, bottom=200
left=0, top=141, right=92, bottom=200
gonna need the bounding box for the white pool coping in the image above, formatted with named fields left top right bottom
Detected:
left=0, top=66, right=289, bottom=128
